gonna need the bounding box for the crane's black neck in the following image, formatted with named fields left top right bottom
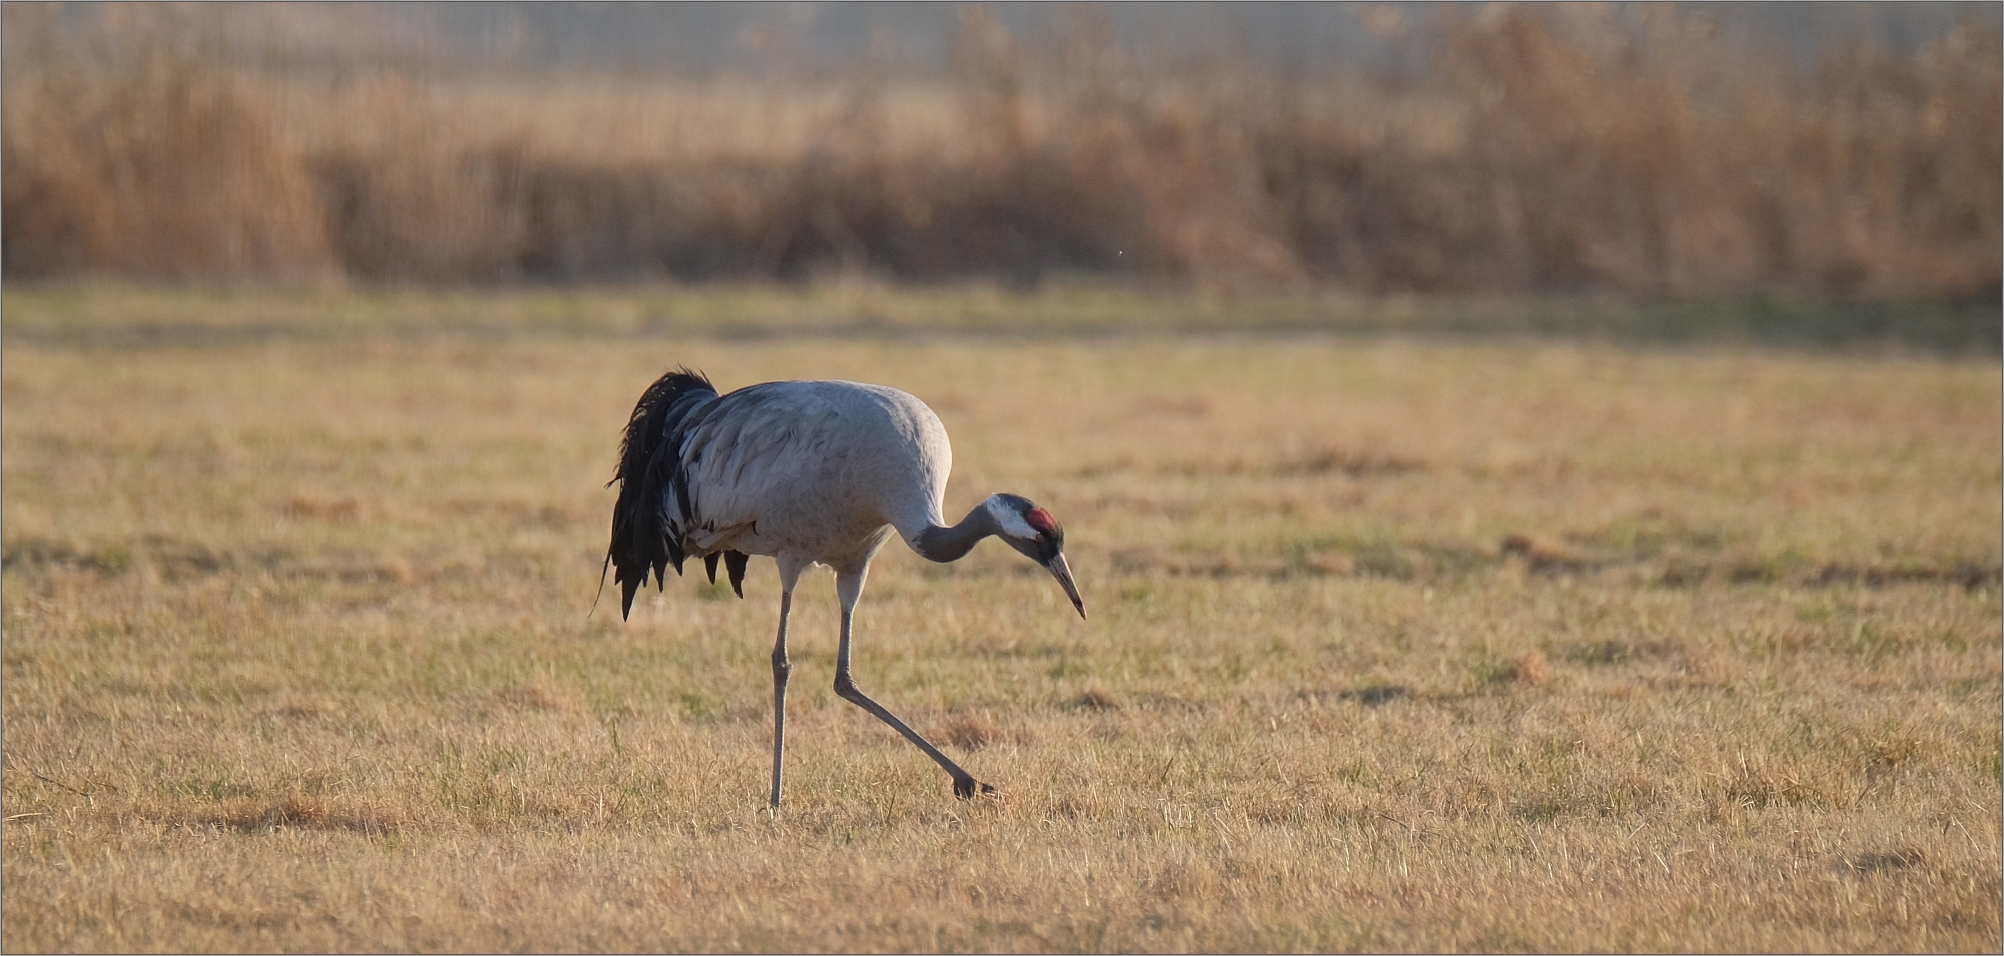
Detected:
left=911, top=502, right=1003, bottom=563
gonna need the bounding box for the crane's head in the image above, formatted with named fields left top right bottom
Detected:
left=985, top=494, right=1086, bottom=620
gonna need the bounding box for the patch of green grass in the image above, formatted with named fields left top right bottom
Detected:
left=4, top=281, right=1998, bottom=353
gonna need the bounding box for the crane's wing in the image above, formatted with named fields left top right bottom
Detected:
left=672, top=381, right=847, bottom=552
left=605, top=375, right=848, bottom=618
left=681, top=380, right=953, bottom=563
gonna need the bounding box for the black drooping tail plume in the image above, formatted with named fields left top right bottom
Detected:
left=605, top=367, right=719, bottom=619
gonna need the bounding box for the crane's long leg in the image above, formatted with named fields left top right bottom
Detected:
left=768, top=585, right=794, bottom=809
left=831, top=570, right=994, bottom=800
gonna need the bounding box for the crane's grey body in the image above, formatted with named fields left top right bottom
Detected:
left=671, top=380, right=951, bottom=569
left=605, top=368, right=1083, bottom=807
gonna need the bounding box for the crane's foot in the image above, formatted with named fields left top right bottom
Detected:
left=953, top=777, right=999, bottom=800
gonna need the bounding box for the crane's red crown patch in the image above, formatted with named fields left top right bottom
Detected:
left=1026, top=508, right=1060, bottom=534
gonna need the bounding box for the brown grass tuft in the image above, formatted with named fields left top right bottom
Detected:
left=1846, top=848, right=1928, bottom=874
left=938, top=710, right=1030, bottom=754
left=1068, top=687, right=1124, bottom=711
left=1506, top=649, right=1553, bottom=687
left=1501, top=533, right=1589, bottom=574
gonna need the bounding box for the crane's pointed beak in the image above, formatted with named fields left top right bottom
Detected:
left=1046, top=552, right=1086, bottom=620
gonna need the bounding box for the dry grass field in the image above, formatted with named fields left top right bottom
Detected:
left=2, top=284, right=2000, bottom=951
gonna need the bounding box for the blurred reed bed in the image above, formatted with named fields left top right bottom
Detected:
left=2, top=5, right=1997, bottom=295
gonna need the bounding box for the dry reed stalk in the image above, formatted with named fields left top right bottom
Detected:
left=2, top=5, right=1996, bottom=294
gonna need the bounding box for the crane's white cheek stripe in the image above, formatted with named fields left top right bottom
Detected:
left=985, top=496, right=1040, bottom=540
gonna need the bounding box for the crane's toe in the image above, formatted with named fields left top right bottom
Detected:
left=953, top=777, right=1000, bottom=800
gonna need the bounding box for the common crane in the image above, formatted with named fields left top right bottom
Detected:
left=604, top=368, right=1085, bottom=807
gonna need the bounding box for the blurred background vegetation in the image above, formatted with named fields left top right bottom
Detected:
left=2, top=2, right=1998, bottom=303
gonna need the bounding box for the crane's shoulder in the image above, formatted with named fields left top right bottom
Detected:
left=707, top=380, right=942, bottom=441
left=683, top=379, right=948, bottom=478
left=721, top=378, right=932, bottom=412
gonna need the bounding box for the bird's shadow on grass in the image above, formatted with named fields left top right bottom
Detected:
left=143, top=798, right=404, bottom=837
left=1338, top=684, right=1412, bottom=707
left=9, top=287, right=1998, bottom=358
left=1294, top=684, right=1413, bottom=708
